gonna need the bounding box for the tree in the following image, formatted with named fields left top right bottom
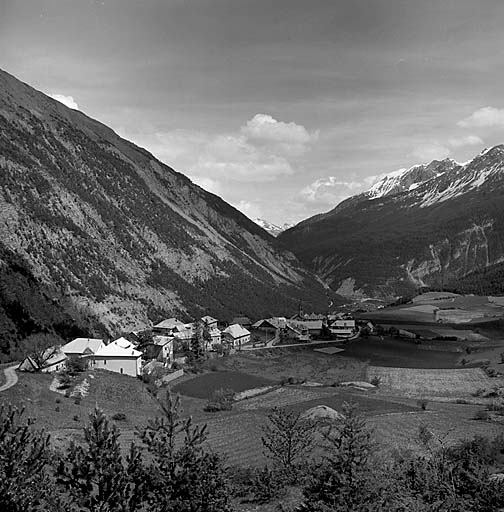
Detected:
left=299, top=403, right=391, bottom=512
left=138, top=391, right=231, bottom=512
left=0, top=404, right=53, bottom=511
left=18, top=333, right=60, bottom=370
left=55, top=407, right=145, bottom=511
left=261, top=407, right=316, bottom=483
left=189, top=321, right=206, bottom=361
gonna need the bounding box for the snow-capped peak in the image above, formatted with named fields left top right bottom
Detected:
left=255, top=218, right=294, bottom=237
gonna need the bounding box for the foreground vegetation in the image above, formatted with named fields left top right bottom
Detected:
left=2, top=393, right=504, bottom=512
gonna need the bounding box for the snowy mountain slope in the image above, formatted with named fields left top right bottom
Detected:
left=279, top=145, right=504, bottom=298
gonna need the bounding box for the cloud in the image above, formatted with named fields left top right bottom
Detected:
left=232, top=200, right=262, bottom=220
left=134, top=114, right=317, bottom=185
left=241, top=114, right=318, bottom=156
left=48, top=93, right=79, bottom=110
left=458, top=107, right=504, bottom=128
left=300, top=177, right=365, bottom=206
left=410, top=142, right=451, bottom=162
left=448, top=135, right=484, bottom=148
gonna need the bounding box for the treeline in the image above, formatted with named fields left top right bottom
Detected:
left=2, top=398, right=504, bottom=511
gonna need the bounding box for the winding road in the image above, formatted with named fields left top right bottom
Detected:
left=0, top=365, right=18, bottom=392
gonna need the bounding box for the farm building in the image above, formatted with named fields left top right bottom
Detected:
left=231, top=316, right=252, bottom=329
left=201, top=315, right=218, bottom=329
left=222, top=324, right=251, bottom=348
left=93, top=337, right=142, bottom=377
left=140, top=335, right=174, bottom=364
left=61, top=337, right=104, bottom=357
left=18, top=347, right=67, bottom=373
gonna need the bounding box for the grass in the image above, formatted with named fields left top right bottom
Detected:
left=172, top=371, right=275, bottom=399
left=366, top=366, right=500, bottom=398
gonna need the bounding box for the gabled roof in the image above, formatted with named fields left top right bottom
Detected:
left=201, top=315, right=218, bottom=324
left=223, top=324, right=250, bottom=339
left=152, top=335, right=174, bottom=347
left=61, top=337, right=103, bottom=355
left=231, top=316, right=252, bottom=325
left=95, top=337, right=142, bottom=358
left=154, top=318, right=186, bottom=330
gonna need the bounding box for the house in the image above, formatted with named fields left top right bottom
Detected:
left=93, top=337, right=142, bottom=377
left=152, top=318, right=187, bottom=336
left=329, top=319, right=356, bottom=338
left=201, top=316, right=218, bottom=329
left=61, top=337, right=104, bottom=358
left=231, top=316, right=252, bottom=329
left=291, top=319, right=323, bottom=337
left=140, top=335, right=174, bottom=364
left=222, top=324, right=251, bottom=349
left=18, top=347, right=67, bottom=373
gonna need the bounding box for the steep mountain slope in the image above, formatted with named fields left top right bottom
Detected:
left=279, top=147, right=504, bottom=298
left=0, top=69, right=333, bottom=351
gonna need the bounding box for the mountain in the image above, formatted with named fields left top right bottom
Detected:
left=0, top=68, right=334, bottom=356
left=255, top=218, right=295, bottom=237
left=279, top=147, right=504, bottom=299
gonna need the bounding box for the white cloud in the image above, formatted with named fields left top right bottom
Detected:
left=410, top=142, right=451, bottom=162
left=133, top=114, right=317, bottom=185
left=448, top=135, right=484, bottom=148
left=232, top=200, right=262, bottom=220
left=458, top=107, right=504, bottom=128
left=241, top=113, right=318, bottom=156
left=300, top=177, right=365, bottom=206
left=48, top=93, right=79, bottom=110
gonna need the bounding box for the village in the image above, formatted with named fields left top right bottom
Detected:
left=17, top=310, right=359, bottom=379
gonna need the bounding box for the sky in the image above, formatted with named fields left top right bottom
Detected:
left=2, top=0, right=504, bottom=225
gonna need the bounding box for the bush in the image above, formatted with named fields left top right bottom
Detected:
left=474, top=409, right=490, bottom=421
left=370, top=376, right=381, bottom=387
left=111, top=412, right=127, bottom=421
left=55, top=398, right=61, bottom=404
left=204, top=388, right=235, bottom=412
left=55, top=406, right=60, bottom=412
left=417, top=399, right=429, bottom=411
left=250, top=466, right=287, bottom=503
left=73, top=414, right=80, bottom=421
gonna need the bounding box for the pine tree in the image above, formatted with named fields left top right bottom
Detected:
left=261, top=407, right=316, bottom=483
left=55, top=407, right=145, bottom=511
left=299, top=403, right=390, bottom=512
left=0, top=404, right=52, bottom=512
left=138, top=391, right=231, bottom=512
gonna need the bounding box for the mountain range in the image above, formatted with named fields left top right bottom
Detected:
left=0, top=68, right=334, bottom=356
left=254, top=218, right=295, bottom=237
left=279, top=148, right=504, bottom=298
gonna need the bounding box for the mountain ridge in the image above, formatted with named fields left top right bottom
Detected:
left=0, top=68, right=335, bottom=356
left=279, top=145, right=504, bottom=298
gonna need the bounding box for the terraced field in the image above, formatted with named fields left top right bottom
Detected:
left=366, top=366, right=501, bottom=398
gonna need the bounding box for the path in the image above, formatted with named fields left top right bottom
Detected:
left=0, top=365, right=18, bottom=392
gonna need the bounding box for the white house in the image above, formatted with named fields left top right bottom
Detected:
left=222, top=324, right=251, bottom=349
left=61, top=337, right=104, bottom=358
left=201, top=316, right=218, bottom=329
left=152, top=318, right=187, bottom=335
left=93, top=337, right=142, bottom=377
left=18, top=347, right=67, bottom=373
left=330, top=319, right=356, bottom=338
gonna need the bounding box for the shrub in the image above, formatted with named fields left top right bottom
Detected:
left=417, top=399, right=428, bottom=411
left=74, top=395, right=82, bottom=405
left=55, top=406, right=60, bottom=412
left=111, top=412, right=127, bottom=421
left=250, top=466, right=287, bottom=503
left=55, top=398, right=61, bottom=404
left=205, top=388, right=235, bottom=412
left=73, top=414, right=80, bottom=421
left=455, top=399, right=469, bottom=404
left=474, top=409, right=490, bottom=421
left=370, top=376, right=381, bottom=387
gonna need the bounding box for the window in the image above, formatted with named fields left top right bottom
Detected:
left=104, top=360, right=106, bottom=365
left=120, top=368, right=123, bottom=374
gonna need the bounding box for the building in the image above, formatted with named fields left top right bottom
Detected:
left=93, top=337, right=142, bottom=377
left=152, top=318, right=187, bottom=336
left=222, top=324, right=251, bottom=349
left=61, top=337, right=104, bottom=358
left=231, top=316, right=252, bottom=329
left=201, top=316, right=218, bottom=329
left=140, top=335, right=174, bottom=364
left=329, top=319, right=356, bottom=338
left=18, top=347, right=67, bottom=373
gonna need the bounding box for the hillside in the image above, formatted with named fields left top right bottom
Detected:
left=0, top=68, right=335, bottom=356
left=279, top=146, right=504, bottom=299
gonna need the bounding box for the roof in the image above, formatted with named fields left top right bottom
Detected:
left=153, top=335, right=174, bottom=346
left=154, top=318, right=186, bottom=330
left=223, top=324, right=250, bottom=339
left=252, top=317, right=285, bottom=329
left=61, top=337, right=103, bottom=355
left=95, top=337, right=142, bottom=358
left=201, top=315, right=218, bottom=324
left=231, top=316, right=252, bottom=325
